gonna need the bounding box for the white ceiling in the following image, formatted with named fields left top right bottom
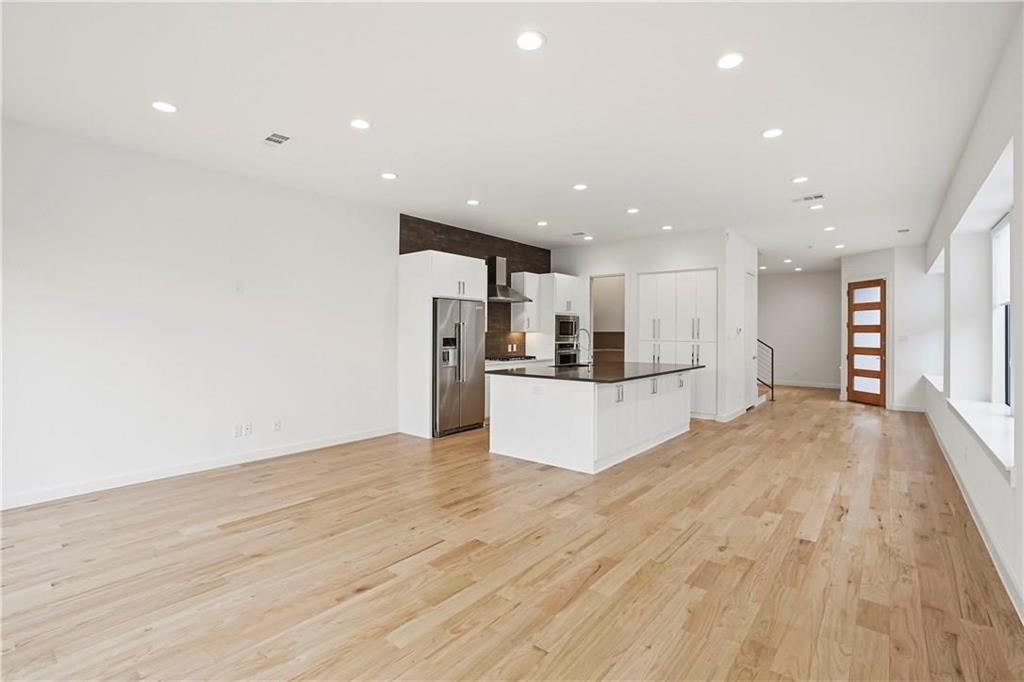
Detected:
left=4, top=2, right=1019, bottom=271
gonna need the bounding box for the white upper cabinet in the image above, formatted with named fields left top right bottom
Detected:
left=551, top=273, right=580, bottom=315
left=510, top=272, right=541, bottom=332
left=638, top=275, right=658, bottom=341
left=676, top=272, right=698, bottom=341
left=694, top=269, right=717, bottom=341
left=427, top=250, right=487, bottom=300
left=511, top=272, right=581, bottom=333
left=637, top=271, right=676, bottom=341
left=656, top=273, right=676, bottom=341
left=675, top=270, right=717, bottom=342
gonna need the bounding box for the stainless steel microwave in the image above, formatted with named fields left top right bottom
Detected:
left=555, top=314, right=579, bottom=341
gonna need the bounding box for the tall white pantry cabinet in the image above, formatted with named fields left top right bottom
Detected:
left=637, top=269, right=718, bottom=418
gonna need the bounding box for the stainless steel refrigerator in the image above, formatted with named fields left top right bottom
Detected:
left=433, top=298, right=486, bottom=437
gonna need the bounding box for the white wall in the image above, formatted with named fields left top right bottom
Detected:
left=839, top=246, right=944, bottom=411
left=552, top=228, right=757, bottom=421
left=3, top=120, right=399, bottom=508
left=591, top=275, right=624, bottom=332
left=923, top=12, right=1023, bottom=621
left=892, top=246, right=944, bottom=410
left=840, top=248, right=895, bottom=404
left=949, top=232, right=992, bottom=401
left=723, top=230, right=759, bottom=415
left=757, top=271, right=841, bottom=389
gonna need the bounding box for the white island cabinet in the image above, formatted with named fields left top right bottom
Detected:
left=487, top=362, right=699, bottom=474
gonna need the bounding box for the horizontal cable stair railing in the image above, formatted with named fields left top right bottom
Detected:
left=757, top=339, right=775, bottom=401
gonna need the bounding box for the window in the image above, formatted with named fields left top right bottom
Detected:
left=992, top=214, right=1011, bottom=406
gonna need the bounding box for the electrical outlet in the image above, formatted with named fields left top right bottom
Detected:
left=243, top=422, right=253, bottom=436
left=233, top=424, right=243, bottom=438
left=273, top=419, right=282, bottom=432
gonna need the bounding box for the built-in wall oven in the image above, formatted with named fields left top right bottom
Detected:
left=554, top=313, right=580, bottom=366
left=555, top=314, right=579, bottom=342
left=555, top=344, right=579, bottom=366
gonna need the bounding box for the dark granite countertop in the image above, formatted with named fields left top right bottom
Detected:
left=486, top=361, right=705, bottom=383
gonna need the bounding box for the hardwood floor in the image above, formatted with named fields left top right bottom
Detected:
left=3, top=387, right=1023, bottom=680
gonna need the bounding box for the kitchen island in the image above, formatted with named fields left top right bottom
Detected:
left=486, top=362, right=704, bottom=474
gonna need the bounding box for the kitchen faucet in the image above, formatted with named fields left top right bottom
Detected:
left=577, top=328, right=592, bottom=366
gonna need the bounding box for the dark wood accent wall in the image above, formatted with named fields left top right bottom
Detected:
left=400, top=214, right=551, bottom=360
left=399, top=214, right=550, bottom=272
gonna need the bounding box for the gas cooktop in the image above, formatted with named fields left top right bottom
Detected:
left=486, top=355, right=537, bottom=362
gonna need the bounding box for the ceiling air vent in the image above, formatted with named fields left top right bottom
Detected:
left=792, top=193, right=825, bottom=203
left=571, top=231, right=588, bottom=237
left=264, top=133, right=291, bottom=146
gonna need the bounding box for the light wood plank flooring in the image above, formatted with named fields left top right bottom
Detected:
left=3, top=387, right=1023, bottom=680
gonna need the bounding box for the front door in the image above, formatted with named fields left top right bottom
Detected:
left=847, top=279, right=886, bottom=407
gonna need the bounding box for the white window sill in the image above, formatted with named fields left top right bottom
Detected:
left=947, top=398, right=1014, bottom=472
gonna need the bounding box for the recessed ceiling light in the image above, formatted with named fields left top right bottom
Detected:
left=573, top=183, right=588, bottom=191
left=350, top=119, right=371, bottom=130
left=794, top=267, right=803, bottom=272
left=809, top=204, right=824, bottom=210
left=516, top=30, right=546, bottom=51
left=151, top=101, right=177, bottom=113
left=537, top=221, right=548, bottom=227
left=466, top=199, right=480, bottom=206
left=783, top=258, right=793, bottom=264
left=661, top=225, right=673, bottom=231
left=380, top=172, right=397, bottom=180
left=759, top=265, right=767, bottom=270
left=791, top=176, right=809, bottom=184
left=823, top=226, right=837, bottom=232
left=835, top=244, right=845, bottom=249
left=717, top=53, right=744, bottom=70
left=627, top=208, right=640, bottom=214
left=583, top=235, right=594, bottom=241
left=762, top=128, right=783, bottom=139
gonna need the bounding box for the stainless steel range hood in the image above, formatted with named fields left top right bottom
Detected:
left=487, top=256, right=532, bottom=303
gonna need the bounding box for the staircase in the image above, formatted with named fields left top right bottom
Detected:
left=757, top=339, right=775, bottom=401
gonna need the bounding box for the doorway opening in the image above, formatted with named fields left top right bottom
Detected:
left=590, top=275, right=625, bottom=365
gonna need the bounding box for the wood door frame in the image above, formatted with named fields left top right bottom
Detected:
left=846, top=278, right=886, bottom=406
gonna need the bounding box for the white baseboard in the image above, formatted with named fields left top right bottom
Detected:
left=924, top=410, right=1024, bottom=625
left=775, top=380, right=841, bottom=390
left=2, top=427, right=396, bottom=510
left=715, top=406, right=747, bottom=423
left=890, top=403, right=925, bottom=413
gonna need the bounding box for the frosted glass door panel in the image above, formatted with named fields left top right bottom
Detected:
left=853, top=287, right=881, bottom=304
left=853, top=332, right=881, bottom=348
left=853, top=355, right=881, bottom=371
left=853, top=376, right=881, bottom=393
left=853, top=309, right=881, bottom=326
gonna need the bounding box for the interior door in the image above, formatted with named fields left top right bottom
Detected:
left=847, top=279, right=886, bottom=407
